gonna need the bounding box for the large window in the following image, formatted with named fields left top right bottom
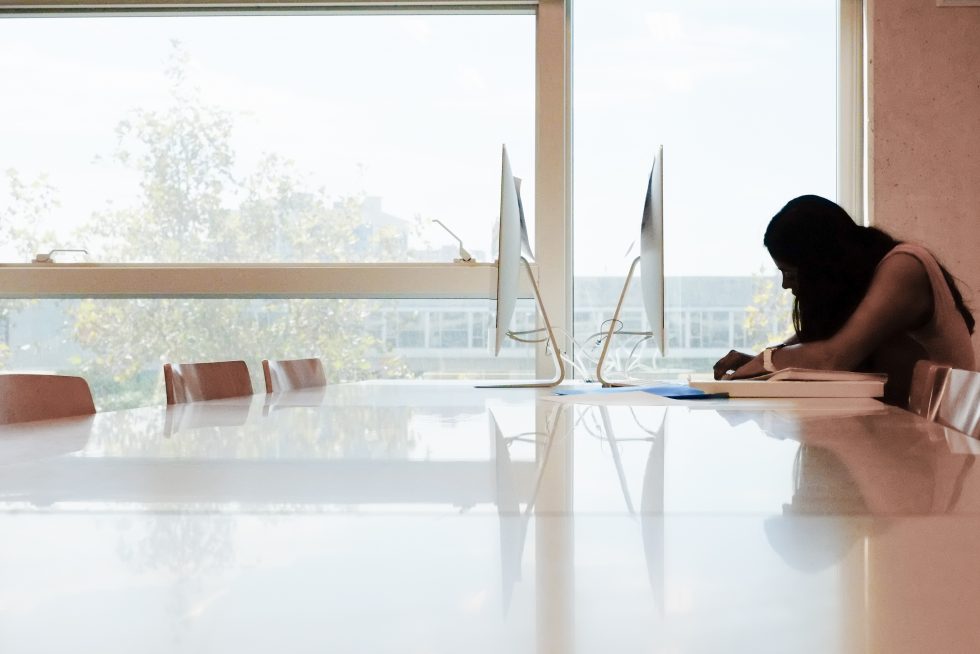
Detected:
left=0, top=6, right=545, bottom=408
left=573, top=0, right=837, bottom=378
left=0, top=0, right=861, bottom=402
left=0, top=14, right=534, bottom=264
left=2, top=298, right=536, bottom=409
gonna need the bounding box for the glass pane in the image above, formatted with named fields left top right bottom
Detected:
left=0, top=14, right=534, bottom=264
left=396, top=310, right=427, bottom=348
left=431, top=311, right=470, bottom=348
left=0, top=297, right=536, bottom=410
left=573, top=0, right=834, bottom=379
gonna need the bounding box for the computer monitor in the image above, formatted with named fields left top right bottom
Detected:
left=484, top=145, right=564, bottom=387
left=640, top=145, right=666, bottom=356
left=596, top=146, right=666, bottom=385
left=514, top=177, right=534, bottom=262
left=494, top=145, right=522, bottom=356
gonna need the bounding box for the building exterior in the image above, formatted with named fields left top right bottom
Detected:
left=2, top=274, right=776, bottom=381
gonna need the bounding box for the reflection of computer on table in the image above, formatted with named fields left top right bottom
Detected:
left=596, top=145, right=666, bottom=386
left=478, top=144, right=565, bottom=388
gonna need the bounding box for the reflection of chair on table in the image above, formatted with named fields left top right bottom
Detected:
left=163, top=360, right=253, bottom=405
left=908, top=360, right=951, bottom=421
left=163, top=402, right=253, bottom=438
left=262, top=358, right=327, bottom=394
left=933, top=368, right=980, bottom=437
left=0, top=374, right=96, bottom=425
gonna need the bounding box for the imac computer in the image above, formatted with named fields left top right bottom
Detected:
left=482, top=145, right=565, bottom=388
left=596, top=145, right=666, bottom=386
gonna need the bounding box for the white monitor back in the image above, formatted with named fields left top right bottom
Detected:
left=514, top=177, right=534, bottom=261
left=495, top=145, right=522, bottom=356
left=640, top=146, right=666, bottom=356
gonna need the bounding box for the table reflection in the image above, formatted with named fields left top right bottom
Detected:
left=0, top=389, right=556, bottom=514
left=1, top=384, right=979, bottom=653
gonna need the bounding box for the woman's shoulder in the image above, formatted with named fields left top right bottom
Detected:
left=868, top=246, right=933, bottom=327
left=878, top=242, right=951, bottom=294
left=875, top=245, right=932, bottom=284
left=880, top=242, right=940, bottom=268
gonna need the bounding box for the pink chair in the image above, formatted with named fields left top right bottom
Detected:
left=261, top=358, right=327, bottom=393
left=0, top=374, right=96, bottom=425
left=163, top=360, right=253, bottom=405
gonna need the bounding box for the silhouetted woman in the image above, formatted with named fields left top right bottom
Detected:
left=713, top=195, right=975, bottom=406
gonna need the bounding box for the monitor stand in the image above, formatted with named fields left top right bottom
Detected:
left=595, top=256, right=656, bottom=387
left=476, top=257, right=566, bottom=389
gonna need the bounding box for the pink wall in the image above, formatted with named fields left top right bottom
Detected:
left=869, top=0, right=980, bottom=356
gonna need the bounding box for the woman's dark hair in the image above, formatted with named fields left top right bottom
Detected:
left=763, top=195, right=974, bottom=342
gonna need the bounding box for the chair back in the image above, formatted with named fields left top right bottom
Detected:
left=163, top=360, right=253, bottom=405
left=908, top=360, right=951, bottom=420
left=934, top=368, right=980, bottom=437
left=0, top=374, right=96, bottom=425
left=262, top=358, right=327, bottom=393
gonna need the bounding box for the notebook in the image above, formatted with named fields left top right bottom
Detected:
left=689, top=368, right=886, bottom=398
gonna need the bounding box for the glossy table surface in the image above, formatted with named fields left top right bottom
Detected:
left=1, top=381, right=979, bottom=653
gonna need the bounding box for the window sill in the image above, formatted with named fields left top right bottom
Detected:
left=0, top=262, right=534, bottom=299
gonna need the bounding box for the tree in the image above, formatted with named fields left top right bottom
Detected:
left=743, top=268, right=794, bottom=352
left=70, top=44, right=411, bottom=409
left=0, top=170, right=62, bottom=368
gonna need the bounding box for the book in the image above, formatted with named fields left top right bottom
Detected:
left=689, top=368, right=887, bottom=398
left=747, top=367, right=887, bottom=383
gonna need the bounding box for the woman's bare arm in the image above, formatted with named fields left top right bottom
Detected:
left=729, top=253, right=933, bottom=378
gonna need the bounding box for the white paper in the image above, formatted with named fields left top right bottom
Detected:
left=541, top=391, right=682, bottom=406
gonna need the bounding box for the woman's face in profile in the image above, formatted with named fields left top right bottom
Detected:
left=773, top=258, right=800, bottom=296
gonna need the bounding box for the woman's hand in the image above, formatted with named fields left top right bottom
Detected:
left=725, top=352, right=767, bottom=379
left=712, top=350, right=755, bottom=379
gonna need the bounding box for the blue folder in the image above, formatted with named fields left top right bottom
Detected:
left=554, top=384, right=728, bottom=400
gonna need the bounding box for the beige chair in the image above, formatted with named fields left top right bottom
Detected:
left=933, top=368, right=980, bottom=437
left=163, top=360, right=253, bottom=405
left=262, top=358, right=327, bottom=393
left=0, top=374, right=96, bottom=425
left=908, top=360, right=951, bottom=420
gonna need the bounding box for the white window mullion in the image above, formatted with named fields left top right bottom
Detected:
left=838, top=0, right=865, bottom=223
left=534, top=0, right=571, bottom=378
left=0, top=263, right=536, bottom=299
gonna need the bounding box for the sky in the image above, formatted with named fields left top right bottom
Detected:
left=573, top=0, right=836, bottom=277
left=0, top=1, right=835, bottom=276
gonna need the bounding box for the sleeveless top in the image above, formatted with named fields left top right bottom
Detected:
left=879, top=243, right=976, bottom=370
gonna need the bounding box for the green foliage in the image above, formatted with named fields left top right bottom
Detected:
left=0, top=170, right=63, bottom=368
left=0, top=168, right=61, bottom=256
left=743, top=268, right=794, bottom=351
left=63, top=43, right=412, bottom=409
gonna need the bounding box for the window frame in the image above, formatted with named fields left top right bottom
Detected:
left=0, top=1, right=567, bottom=326
left=0, top=0, right=864, bottom=377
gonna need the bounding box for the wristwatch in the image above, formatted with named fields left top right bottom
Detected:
left=763, top=344, right=787, bottom=373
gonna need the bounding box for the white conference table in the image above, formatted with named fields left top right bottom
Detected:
left=1, top=381, right=979, bottom=653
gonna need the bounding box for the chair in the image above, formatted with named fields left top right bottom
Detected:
left=262, top=358, right=327, bottom=393
left=0, top=374, right=96, bottom=425
left=163, top=360, right=254, bottom=405
left=908, top=360, right=951, bottom=420
left=933, top=368, right=980, bottom=437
